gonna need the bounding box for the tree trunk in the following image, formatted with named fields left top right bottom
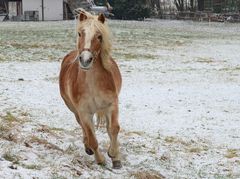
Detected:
left=174, top=0, right=184, bottom=12
left=198, top=0, right=204, bottom=11
left=190, top=0, right=194, bottom=11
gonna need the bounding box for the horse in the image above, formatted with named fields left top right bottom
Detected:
left=59, top=11, right=122, bottom=169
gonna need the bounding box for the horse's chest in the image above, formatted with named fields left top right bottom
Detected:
left=71, top=72, right=116, bottom=112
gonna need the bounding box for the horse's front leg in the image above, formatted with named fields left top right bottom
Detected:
left=106, top=103, right=122, bottom=169
left=74, top=114, right=94, bottom=155
left=77, top=112, right=105, bottom=165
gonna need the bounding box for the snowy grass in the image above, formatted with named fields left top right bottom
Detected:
left=0, top=19, right=240, bottom=178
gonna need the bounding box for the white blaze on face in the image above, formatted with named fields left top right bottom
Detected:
left=78, top=25, right=96, bottom=69
left=83, top=25, right=96, bottom=49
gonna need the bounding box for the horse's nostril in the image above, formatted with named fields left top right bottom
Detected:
left=86, top=59, right=92, bottom=65
left=89, top=57, right=93, bottom=61
left=79, top=56, right=82, bottom=61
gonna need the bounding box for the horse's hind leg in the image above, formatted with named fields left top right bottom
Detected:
left=78, top=112, right=105, bottom=165
left=96, top=110, right=106, bottom=129
left=106, top=104, right=122, bottom=169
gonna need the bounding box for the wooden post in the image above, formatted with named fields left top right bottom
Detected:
left=64, top=2, right=68, bottom=20
left=42, top=0, right=44, bottom=21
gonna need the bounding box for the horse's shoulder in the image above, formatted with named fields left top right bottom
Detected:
left=61, top=50, right=77, bottom=67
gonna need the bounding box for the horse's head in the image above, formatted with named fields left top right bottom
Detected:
left=76, top=11, right=111, bottom=70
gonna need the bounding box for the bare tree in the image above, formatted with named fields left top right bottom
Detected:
left=174, top=0, right=184, bottom=11
left=146, top=0, right=161, bottom=10
left=190, top=0, right=194, bottom=11
left=146, top=0, right=161, bottom=16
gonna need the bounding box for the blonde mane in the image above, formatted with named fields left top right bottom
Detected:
left=76, top=10, right=112, bottom=70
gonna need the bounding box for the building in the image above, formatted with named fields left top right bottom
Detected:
left=23, top=0, right=63, bottom=21
left=0, top=0, right=112, bottom=21
left=0, top=0, right=63, bottom=21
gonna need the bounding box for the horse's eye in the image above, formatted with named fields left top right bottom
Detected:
left=78, top=32, right=81, bottom=37
left=98, top=35, right=102, bottom=42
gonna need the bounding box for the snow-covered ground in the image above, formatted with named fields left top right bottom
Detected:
left=0, top=19, right=240, bottom=178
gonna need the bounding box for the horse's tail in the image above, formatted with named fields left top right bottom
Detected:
left=96, top=110, right=106, bottom=129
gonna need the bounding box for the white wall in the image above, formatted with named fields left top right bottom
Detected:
left=44, top=0, right=63, bottom=21
left=22, top=0, right=63, bottom=21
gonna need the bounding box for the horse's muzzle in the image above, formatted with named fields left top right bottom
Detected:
left=78, top=50, right=93, bottom=70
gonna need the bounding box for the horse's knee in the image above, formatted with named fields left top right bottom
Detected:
left=111, top=124, right=120, bottom=136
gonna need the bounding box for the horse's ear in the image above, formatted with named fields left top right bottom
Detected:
left=79, top=12, right=87, bottom=22
left=98, top=13, right=105, bottom=24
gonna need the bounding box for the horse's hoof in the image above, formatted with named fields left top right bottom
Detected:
left=85, top=147, right=94, bottom=155
left=97, top=157, right=106, bottom=166
left=112, top=160, right=122, bottom=169
left=97, top=161, right=106, bottom=166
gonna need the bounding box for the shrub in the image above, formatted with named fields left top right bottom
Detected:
left=112, top=0, right=151, bottom=20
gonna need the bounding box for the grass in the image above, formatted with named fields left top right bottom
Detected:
left=131, top=170, right=165, bottom=179
left=0, top=112, right=18, bottom=141
left=163, top=136, right=210, bottom=155
left=164, top=136, right=175, bottom=143
left=51, top=174, right=68, bottom=179
left=20, top=111, right=30, bottom=117
left=1, top=20, right=239, bottom=63
left=0, top=122, right=11, bottom=134
left=29, top=135, right=63, bottom=152
left=189, top=147, right=202, bottom=153
left=50, top=127, right=65, bottom=131
left=0, top=111, right=31, bottom=141
left=21, top=163, right=42, bottom=170
left=2, top=112, right=17, bottom=122
left=36, top=125, right=65, bottom=138
left=0, top=20, right=200, bottom=63
left=225, top=149, right=239, bottom=159
left=1, top=155, right=42, bottom=171
left=218, top=67, right=240, bottom=72
left=121, top=53, right=158, bottom=60
left=196, top=57, right=215, bottom=63
left=0, top=21, right=75, bottom=62
left=2, top=151, right=20, bottom=164
left=64, top=144, right=79, bottom=155
left=124, top=131, right=144, bottom=136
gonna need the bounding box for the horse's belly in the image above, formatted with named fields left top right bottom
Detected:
left=80, top=92, right=114, bottom=113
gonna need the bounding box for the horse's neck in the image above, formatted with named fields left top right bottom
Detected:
left=84, top=56, right=108, bottom=83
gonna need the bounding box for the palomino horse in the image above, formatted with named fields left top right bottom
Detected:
left=59, top=11, right=122, bottom=169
